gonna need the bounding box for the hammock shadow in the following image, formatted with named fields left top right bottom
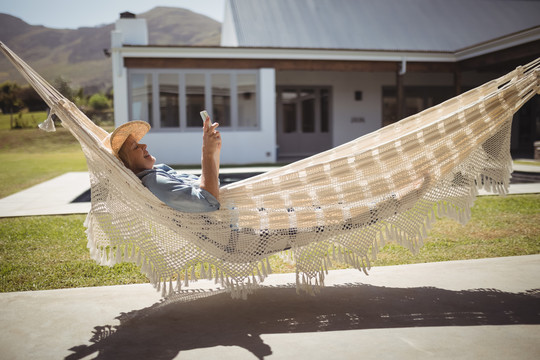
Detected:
left=65, top=284, right=540, bottom=360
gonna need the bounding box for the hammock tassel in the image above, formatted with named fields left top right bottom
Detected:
left=38, top=107, right=57, bottom=132
left=88, top=240, right=97, bottom=260
left=337, top=246, right=344, bottom=263
left=168, top=279, right=174, bottom=296
left=326, top=253, right=333, bottom=269
left=200, top=263, right=206, bottom=279
left=130, top=246, right=138, bottom=263
left=176, top=273, right=182, bottom=292
left=99, top=248, right=107, bottom=266
left=184, top=269, right=189, bottom=287
left=219, top=270, right=225, bottom=286
left=115, top=246, right=122, bottom=265
left=261, top=260, right=268, bottom=277
left=430, top=207, right=437, bottom=223
left=161, top=280, right=166, bottom=298
left=207, top=264, right=213, bottom=280
left=141, top=257, right=148, bottom=274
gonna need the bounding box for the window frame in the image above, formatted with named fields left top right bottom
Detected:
left=127, top=68, right=260, bottom=132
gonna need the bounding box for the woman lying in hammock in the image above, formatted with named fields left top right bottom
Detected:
left=104, top=113, right=222, bottom=213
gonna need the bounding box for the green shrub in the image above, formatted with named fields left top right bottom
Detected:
left=88, top=93, right=110, bottom=111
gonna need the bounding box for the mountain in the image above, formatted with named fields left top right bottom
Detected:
left=0, top=7, right=221, bottom=93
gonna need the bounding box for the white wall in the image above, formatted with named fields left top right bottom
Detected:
left=114, top=19, right=148, bottom=46
left=111, top=18, right=148, bottom=128
left=220, top=0, right=238, bottom=47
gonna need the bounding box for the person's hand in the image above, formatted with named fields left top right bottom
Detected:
left=202, top=114, right=221, bottom=156
left=200, top=113, right=221, bottom=200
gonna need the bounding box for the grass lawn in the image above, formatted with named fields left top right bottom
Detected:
left=1, top=194, right=539, bottom=292
left=0, top=113, right=88, bottom=198
left=0, top=112, right=539, bottom=293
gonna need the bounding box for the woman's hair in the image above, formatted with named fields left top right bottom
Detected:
left=117, top=142, right=133, bottom=172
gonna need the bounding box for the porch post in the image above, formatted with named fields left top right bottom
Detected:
left=454, top=68, right=462, bottom=96
left=259, top=68, right=277, bottom=162
left=396, top=64, right=404, bottom=121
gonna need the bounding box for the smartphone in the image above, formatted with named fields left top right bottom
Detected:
left=200, top=110, right=212, bottom=124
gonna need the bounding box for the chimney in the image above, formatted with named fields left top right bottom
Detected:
left=120, top=11, right=136, bottom=19
left=111, top=11, right=148, bottom=47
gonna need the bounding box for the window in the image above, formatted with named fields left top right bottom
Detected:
left=130, top=74, right=153, bottom=126
left=382, top=86, right=456, bottom=127
left=128, top=70, right=259, bottom=131
left=277, top=86, right=331, bottom=134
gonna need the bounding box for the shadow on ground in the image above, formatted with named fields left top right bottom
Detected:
left=66, top=283, right=540, bottom=360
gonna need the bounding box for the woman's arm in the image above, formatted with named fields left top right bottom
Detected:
left=199, top=113, right=221, bottom=201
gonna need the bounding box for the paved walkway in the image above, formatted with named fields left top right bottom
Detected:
left=1, top=255, right=539, bottom=359
left=0, top=164, right=539, bottom=217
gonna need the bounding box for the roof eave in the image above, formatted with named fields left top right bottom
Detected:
left=116, top=26, right=540, bottom=64
left=117, top=45, right=457, bottom=63
left=455, top=26, right=540, bottom=61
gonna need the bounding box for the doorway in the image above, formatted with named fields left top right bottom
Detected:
left=276, top=86, right=332, bottom=161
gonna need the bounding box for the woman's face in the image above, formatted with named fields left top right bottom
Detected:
left=119, top=135, right=156, bottom=174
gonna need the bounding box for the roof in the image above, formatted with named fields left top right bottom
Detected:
left=223, top=0, right=540, bottom=52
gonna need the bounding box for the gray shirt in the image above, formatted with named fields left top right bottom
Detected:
left=137, top=164, right=220, bottom=213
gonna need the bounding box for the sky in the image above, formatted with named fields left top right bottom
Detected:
left=0, top=0, right=226, bottom=28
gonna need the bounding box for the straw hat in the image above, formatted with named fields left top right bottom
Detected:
left=103, top=121, right=150, bottom=157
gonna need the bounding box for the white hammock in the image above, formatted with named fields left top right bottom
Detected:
left=2, top=42, right=539, bottom=298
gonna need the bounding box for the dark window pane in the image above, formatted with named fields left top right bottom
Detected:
left=212, top=74, right=231, bottom=126
left=302, top=98, right=315, bottom=133
left=320, top=89, right=329, bottom=133
left=186, top=74, right=205, bottom=127
left=159, top=74, right=179, bottom=128
left=282, top=89, right=297, bottom=133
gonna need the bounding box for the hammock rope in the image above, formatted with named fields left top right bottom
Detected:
left=2, top=41, right=539, bottom=298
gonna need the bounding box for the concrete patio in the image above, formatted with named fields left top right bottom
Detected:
left=0, top=255, right=539, bottom=359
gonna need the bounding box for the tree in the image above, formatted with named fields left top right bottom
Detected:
left=0, top=81, right=23, bottom=128
left=88, top=93, right=110, bottom=111
left=52, top=76, right=75, bottom=101
left=18, top=86, right=47, bottom=112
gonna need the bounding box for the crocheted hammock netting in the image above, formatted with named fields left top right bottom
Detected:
left=2, top=42, right=539, bottom=298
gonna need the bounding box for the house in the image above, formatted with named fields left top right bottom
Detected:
left=110, top=0, right=540, bottom=165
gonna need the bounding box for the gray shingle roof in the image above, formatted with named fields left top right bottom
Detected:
left=226, top=0, right=540, bottom=51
